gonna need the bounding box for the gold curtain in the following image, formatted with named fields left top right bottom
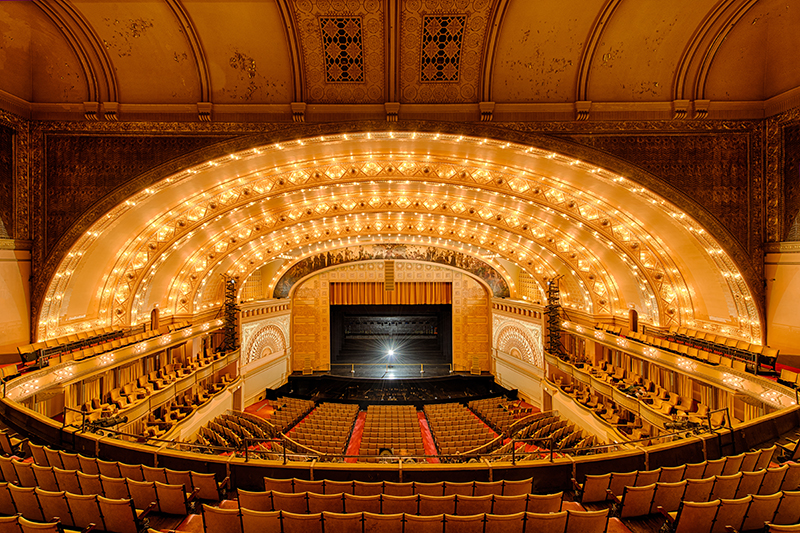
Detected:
left=329, top=282, right=452, bottom=305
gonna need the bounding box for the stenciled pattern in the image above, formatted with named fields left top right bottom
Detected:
left=320, top=17, right=364, bottom=82
left=420, top=15, right=467, bottom=82
left=493, top=315, right=544, bottom=369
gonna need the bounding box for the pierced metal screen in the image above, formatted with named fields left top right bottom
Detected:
left=320, top=17, right=364, bottom=83
left=420, top=15, right=467, bottom=82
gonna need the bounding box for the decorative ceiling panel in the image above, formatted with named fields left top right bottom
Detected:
left=400, top=0, right=493, bottom=103
left=294, top=0, right=384, bottom=103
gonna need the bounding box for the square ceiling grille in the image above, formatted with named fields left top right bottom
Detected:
left=420, top=15, right=467, bottom=82
left=320, top=17, right=364, bottom=83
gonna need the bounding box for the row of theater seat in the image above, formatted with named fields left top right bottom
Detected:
left=0, top=476, right=194, bottom=517
left=0, top=513, right=94, bottom=533
left=0, top=482, right=152, bottom=533
left=239, top=489, right=562, bottom=516
left=263, top=477, right=533, bottom=496
left=574, top=447, right=781, bottom=503
left=22, top=444, right=229, bottom=500
left=17, top=326, right=124, bottom=360
left=662, top=493, right=799, bottom=533
left=200, top=506, right=611, bottom=533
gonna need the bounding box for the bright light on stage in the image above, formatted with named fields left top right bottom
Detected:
left=388, top=349, right=394, bottom=357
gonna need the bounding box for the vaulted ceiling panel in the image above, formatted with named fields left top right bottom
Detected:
left=182, top=0, right=293, bottom=104
left=72, top=0, right=201, bottom=103
left=587, top=0, right=716, bottom=102
left=491, top=0, right=598, bottom=103
left=705, top=0, right=800, bottom=102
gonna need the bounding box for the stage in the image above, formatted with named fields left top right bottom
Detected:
left=270, top=373, right=517, bottom=407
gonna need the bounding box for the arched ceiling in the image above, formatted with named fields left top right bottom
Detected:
left=1, top=0, right=799, bottom=119
left=39, top=131, right=761, bottom=344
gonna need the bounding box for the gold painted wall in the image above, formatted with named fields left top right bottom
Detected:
left=289, top=261, right=492, bottom=372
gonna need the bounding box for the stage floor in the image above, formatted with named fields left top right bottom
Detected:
left=327, top=362, right=453, bottom=378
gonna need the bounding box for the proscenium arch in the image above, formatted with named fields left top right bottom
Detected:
left=266, top=252, right=512, bottom=301
left=36, top=123, right=763, bottom=345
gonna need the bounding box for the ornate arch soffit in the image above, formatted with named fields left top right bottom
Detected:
left=672, top=0, right=758, bottom=101
left=269, top=246, right=512, bottom=299
left=35, top=121, right=762, bottom=344
left=479, top=0, right=511, bottom=102
left=275, top=0, right=305, bottom=102
left=575, top=0, right=623, bottom=102
left=165, top=0, right=211, bottom=103
left=34, top=0, right=118, bottom=103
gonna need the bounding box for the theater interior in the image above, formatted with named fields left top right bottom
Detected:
left=1, top=1, right=800, bottom=532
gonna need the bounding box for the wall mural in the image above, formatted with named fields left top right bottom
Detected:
left=273, top=243, right=511, bottom=299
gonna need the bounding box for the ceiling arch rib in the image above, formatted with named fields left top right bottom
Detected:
left=38, top=132, right=761, bottom=345
left=165, top=0, right=211, bottom=103
left=109, top=169, right=666, bottom=328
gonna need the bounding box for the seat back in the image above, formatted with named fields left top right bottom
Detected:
left=736, top=469, right=766, bottom=498
left=711, top=496, right=751, bottom=533
left=635, top=469, right=661, bottom=487
left=97, top=495, right=140, bottom=533
left=344, top=493, right=381, bottom=514
left=741, top=450, right=761, bottom=473
left=142, top=465, right=167, bottom=484
left=659, top=465, right=686, bottom=483
left=31, top=465, right=58, bottom=492
left=683, top=462, right=706, bottom=480
left=363, top=512, right=403, bottom=533
left=77, top=455, right=98, bottom=475
left=271, top=490, right=308, bottom=514
left=353, top=480, right=383, bottom=496
left=673, top=500, right=719, bottom=533
left=414, top=481, right=444, bottom=496
left=757, top=446, right=778, bottom=470
left=711, top=472, right=742, bottom=500
left=97, top=459, right=120, bottom=478
left=127, top=479, right=158, bottom=511
left=618, top=483, right=656, bottom=518
left=773, top=490, right=800, bottom=525
left=418, top=494, right=455, bottom=515
left=484, top=511, right=525, bottom=533
left=119, top=463, right=144, bottom=482
left=28, top=443, right=48, bottom=466
left=443, top=513, right=485, bottom=533
left=0, top=457, right=17, bottom=484
left=100, top=475, right=130, bottom=499
left=307, top=492, right=344, bottom=514
left=704, top=458, right=727, bottom=478
left=524, top=511, right=568, bottom=533
left=781, top=462, right=800, bottom=491
left=473, top=480, right=503, bottom=497
left=57, top=452, right=80, bottom=472
left=761, top=465, right=788, bottom=495
left=35, top=488, right=73, bottom=527
left=492, top=494, right=528, bottom=515
left=155, top=481, right=190, bottom=515
left=294, top=479, right=324, bottom=494
left=443, top=481, right=474, bottom=496
left=722, top=453, right=745, bottom=476
left=18, top=515, right=63, bottom=533
left=580, top=473, right=611, bottom=503
left=503, top=478, right=533, bottom=496
left=65, top=492, right=105, bottom=531
left=741, top=492, right=782, bottom=531
left=381, top=494, right=418, bottom=515
left=9, top=484, right=43, bottom=522
left=526, top=492, right=562, bottom=513
left=192, top=471, right=222, bottom=501
left=564, top=508, right=609, bottom=533
left=0, top=482, right=15, bottom=516
left=650, top=480, right=687, bottom=514
left=43, top=449, right=62, bottom=470
left=53, top=467, right=81, bottom=495
left=239, top=508, right=278, bottom=533
left=12, top=460, right=36, bottom=488
left=324, top=480, right=353, bottom=495
left=76, top=471, right=103, bottom=496
left=608, top=471, right=638, bottom=500
left=684, top=477, right=715, bottom=503
left=280, top=511, right=323, bottom=533
left=455, top=494, right=493, bottom=515
left=201, top=504, right=242, bottom=533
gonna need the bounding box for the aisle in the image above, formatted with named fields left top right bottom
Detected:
left=344, top=411, right=367, bottom=463
left=417, top=412, right=440, bottom=463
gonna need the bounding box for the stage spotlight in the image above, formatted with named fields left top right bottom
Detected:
left=388, top=349, right=394, bottom=357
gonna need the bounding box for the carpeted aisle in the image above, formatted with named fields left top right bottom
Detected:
left=417, top=412, right=440, bottom=463
left=345, top=411, right=367, bottom=463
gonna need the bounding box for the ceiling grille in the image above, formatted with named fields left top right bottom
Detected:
left=320, top=17, right=364, bottom=83
left=420, top=15, right=467, bottom=82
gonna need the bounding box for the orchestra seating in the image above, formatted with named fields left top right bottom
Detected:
left=358, top=405, right=425, bottom=458
left=267, top=397, right=316, bottom=433
left=287, top=403, right=359, bottom=455
left=468, top=397, right=520, bottom=434
left=423, top=402, right=497, bottom=455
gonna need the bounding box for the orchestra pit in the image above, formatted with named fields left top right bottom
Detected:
left=0, top=1, right=800, bottom=532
